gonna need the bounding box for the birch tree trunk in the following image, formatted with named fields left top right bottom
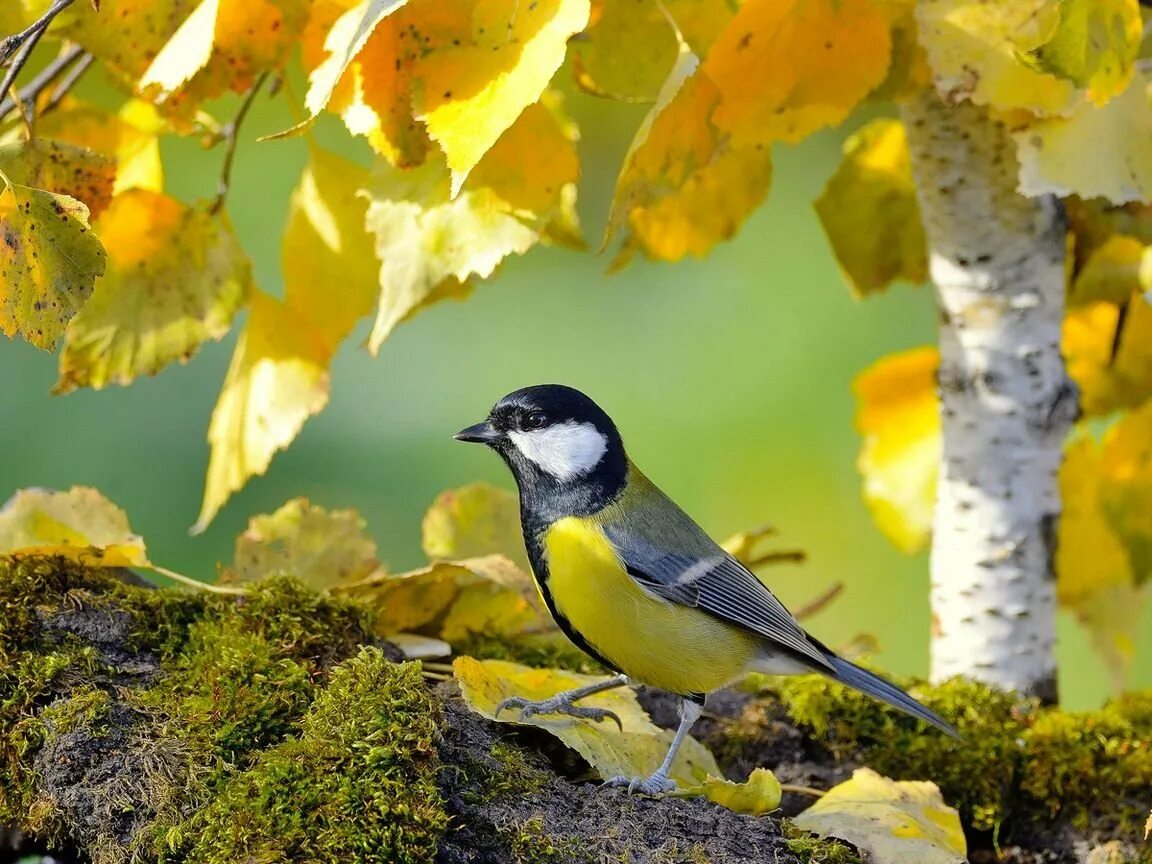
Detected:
left=901, top=90, right=1078, bottom=701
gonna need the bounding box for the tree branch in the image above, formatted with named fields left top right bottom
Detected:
left=0, top=0, right=76, bottom=67
left=0, top=44, right=86, bottom=123
left=210, top=71, right=269, bottom=215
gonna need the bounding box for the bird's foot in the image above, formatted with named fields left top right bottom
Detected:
left=494, top=694, right=623, bottom=731
left=602, top=771, right=677, bottom=796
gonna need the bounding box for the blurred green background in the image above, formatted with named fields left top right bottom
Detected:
left=1, top=67, right=1148, bottom=709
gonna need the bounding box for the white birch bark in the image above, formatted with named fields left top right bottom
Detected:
left=901, top=90, right=1078, bottom=700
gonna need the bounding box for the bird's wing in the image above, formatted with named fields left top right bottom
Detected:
left=600, top=520, right=834, bottom=673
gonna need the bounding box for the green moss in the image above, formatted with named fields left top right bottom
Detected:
left=457, top=632, right=604, bottom=674
left=180, top=649, right=446, bottom=864
left=782, top=822, right=862, bottom=864
left=484, top=742, right=551, bottom=799
left=499, top=816, right=594, bottom=864
left=742, top=669, right=1152, bottom=839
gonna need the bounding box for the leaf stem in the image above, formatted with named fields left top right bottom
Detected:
left=210, top=71, right=269, bottom=215
left=0, top=43, right=87, bottom=124
left=148, top=565, right=249, bottom=595
left=780, top=784, right=826, bottom=798
left=793, top=582, right=845, bottom=621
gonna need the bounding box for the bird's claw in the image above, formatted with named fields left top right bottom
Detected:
left=494, top=695, right=623, bottom=731
left=603, top=772, right=677, bottom=796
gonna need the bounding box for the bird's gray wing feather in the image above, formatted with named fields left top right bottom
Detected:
left=600, top=523, right=833, bottom=672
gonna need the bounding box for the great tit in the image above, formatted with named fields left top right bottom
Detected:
left=456, top=384, right=957, bottom=795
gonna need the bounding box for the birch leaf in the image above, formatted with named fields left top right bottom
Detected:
left=1066, top=197, right=1152, bottom=306
left=194, top=290, right=330, bottom=533
left=231, top=498, right=378, bottom=589
left=0, top=182, right=107, bottom=350
left=1063, top=296, right=1152, bottom=416
left=0, top=486, right=148, bottom=568
left=454, top=657, right=720, bottom=787
left=1058, top=433, right=1146, bottom=689
left=62, top=0, right=200, bottom=83
left=37, top=100, right=165, bottom=195
left=139, top=0, right=220, bottom=91
left=793, top=768, right=966, bottom=864
left=660, top=0, right=737, bottom=56
left=814, top=118, right=927, bottom=297
left=282, top=147, right=378, bottom=354
left=415, top=0, right=591, bottom=191
left=0, top=139, right=116, bottom=219
left=707, top=0, right=891, bottom=146
left=422, top=483, right=528, bottom=571
left=854, top=347, right=941, bottom=554
left=1099, top=403, right=1152, bottom=582
left=362, top=99, right=579, bottom=352
left=570, top=0, right=679, bottom=102
left=56, top=190, right=251, bottom=393
left=916, top=0, right=1076, bottom=113
left=1015, top=72, right=1152, bottom=205
left=696, top=769, right=782, bottom=816
left=1020, top=0, right=1142, bottom=106
left=606, top=52, right=772, bottom=269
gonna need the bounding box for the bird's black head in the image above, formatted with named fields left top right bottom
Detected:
left=455, top=385, right=627, bottom=510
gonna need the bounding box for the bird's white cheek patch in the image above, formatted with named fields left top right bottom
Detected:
left=508, top=422, right=608, bottom=481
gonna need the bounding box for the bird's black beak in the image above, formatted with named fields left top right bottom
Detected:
left=454, top=421, right=501, bottom=445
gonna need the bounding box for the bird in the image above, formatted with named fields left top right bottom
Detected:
left=454, top=384, right=957, bottom=795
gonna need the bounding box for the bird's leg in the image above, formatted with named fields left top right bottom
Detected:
left=495, top=674, right=628, bottom=729
left=604, top=697, right=703, bottom=796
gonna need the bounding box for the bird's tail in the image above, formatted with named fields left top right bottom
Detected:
left=823, top=652, right=959, bottom=738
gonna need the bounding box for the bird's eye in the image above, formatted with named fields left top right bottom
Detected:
left=524, top=410, right=547, bottom=430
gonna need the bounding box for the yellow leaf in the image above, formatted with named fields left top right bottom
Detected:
left=706, top=0, right=891, bottom=146
left=660, top=0, right=737, bottom=57
left=1071, top=236, right=1148, bottom=307
left=139, top=0, right=220, bottom=91
left=0, top=139, right=115, bottom=219
left=854, top=347, right=941, bottom=554
left=0, top=182, right=107, bottom=351
left=1063, top=296, right=1152, bottom=417
left=36, top=99, right=165, bottom=195
left=1099, top=403, right=1152, bottom=582
left=361, top=98, right=580, bottom=352
left=793, top=768, right=967, bottom=864
left=422, top=483, right=529, bottom=572
left=570, top=0, right=679, bottom=102
left=815, top=118, right=927, bottom=297
left=414, top=0, right=591, bottom=191
left=695, top=768, right=782, bottom=816
left=56, top=190, right=251, bottom=392
left=916, top=0, right=1077, bottom=114
left=454, top=656, right=720, bottom=786
left=0, top=486, right=148, bottom=568
left=341, top=555, right=547, bottom=641
left=606, top=50, right=772, bottom=268
left=869, top=0, right=932, bottom=102
left=1015, top=71, right=1152, bottom=205
left=1058, top=433, right=1146, bottom=689
left=194, top=290, right=331, bottom=533
left=281, top=146, right=378, bottom=354
left=62, top=0, right=200, bottom=84
left=230, top=498, right=379, bottom=589
left=1020, top=0, right=1142, bottom=106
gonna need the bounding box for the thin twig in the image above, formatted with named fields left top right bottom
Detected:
left=0, top=22, right=47, bottom=118
left=148, top=565, right=249, bottom=595
left=0, top=43, right=85, bottom=122
left=793, top=582, right=845, bottom=621
left=780, top=784, right=826, bottom=798
left=43, top=50, right=93, bottom=113
left=209, top=71, right=269, bottom=215
left=0, top=0, right=76, bottom=66
left=745, top=549, right=808, bottom=569
left=1109, top=299, right=1129, bottom=366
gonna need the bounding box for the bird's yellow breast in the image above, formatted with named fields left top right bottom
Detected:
left=541, top=516, right=761, bottom=695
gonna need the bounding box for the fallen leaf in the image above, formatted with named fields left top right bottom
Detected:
left=422, top=483, right=528, bottom=572
left=707, top=0, right=891, bottom=146
left=1015, top=71, right=1152, bottom=205
left=853, top=347, right=941, bottom=554
left=814, top=118, right=927, bottom=297
left=230, top=498, right=378, bottom=589
left=194, top=290, right=331, bottom=532
left=281, top=146, right=378, bottom=354
left=1058, top=433, right=1146, bottom=690
left=56, top=190, right=251, bottom=392
left=1020, top=0, right=1142, bottom=106
left=454, top=656, right=720, bottom=786
left=388, top=632, right=452, bottom=659
left=0, top=139, right=115, bottom=218
left=0, top=180, right=107, bottom=350
left=570, top=0, right=679, bottom=102
left=0, top=486, right=148, bottom=568
left=916, top=0, right=1076, bottom=113
left=695, top=768, right=781, bottom=816
left=793, top=767, right=967, bottom=864
left=1063, top=295, right=1152, bottom=416
left=605, top=49, right=772, bottom=268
